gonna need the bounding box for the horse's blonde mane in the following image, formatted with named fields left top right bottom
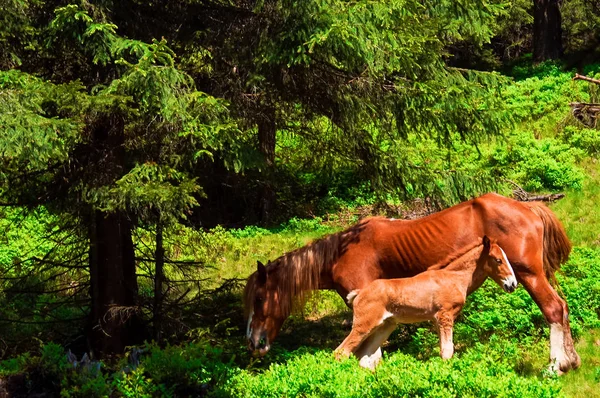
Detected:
left=244, top=220, right=368, bottom=318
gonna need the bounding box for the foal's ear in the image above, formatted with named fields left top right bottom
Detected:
left=482, top=235, right=491, bottom=249
left=257, top=261, right=267, bottom=284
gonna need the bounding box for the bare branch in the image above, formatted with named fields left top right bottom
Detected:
left=573, top=73, right=600, bottom=85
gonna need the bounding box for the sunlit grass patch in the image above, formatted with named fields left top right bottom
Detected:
left=560, top=329, right=600, bottom=398
left=553, top=160, right=600, bottom=247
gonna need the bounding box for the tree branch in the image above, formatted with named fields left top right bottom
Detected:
left=573, top=73, right=600, bottom=85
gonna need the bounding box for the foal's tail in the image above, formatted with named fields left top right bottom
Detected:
left=527, top=202, right=572, bottom=281
left=346, top=290, right=360, bottom=306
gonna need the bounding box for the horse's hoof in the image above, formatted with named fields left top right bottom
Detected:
left=569, top=352, right=582, bottom=370
left=548, top=363, right=565, bottom=376
left=549, top=358, right=571, bottom=375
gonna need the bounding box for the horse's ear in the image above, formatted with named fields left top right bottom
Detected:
left=257, top=261, right=267, bottom=284
left=482, top=235, right=491, bottom=249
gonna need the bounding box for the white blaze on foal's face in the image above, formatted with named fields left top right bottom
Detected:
left=498, top=247, right=518, bottom=292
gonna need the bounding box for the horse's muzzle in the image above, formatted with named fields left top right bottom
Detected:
left=503, top=279, right=517, bottom=293
left=248, top=336, right=270, bottom=357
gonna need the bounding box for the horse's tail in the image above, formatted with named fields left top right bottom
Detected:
left=346, top=289, right=360, bottom=306
left=527, top=202, right=572, bottom=281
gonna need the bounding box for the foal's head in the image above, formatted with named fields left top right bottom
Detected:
left=244, top=260, right=287, bottom=357
left=481, top=235, right=518, bottom=293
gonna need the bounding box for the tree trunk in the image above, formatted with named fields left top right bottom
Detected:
left=257, top=108, right=276, bottom=167
left=533, top=0, right=563, bottom=62
left=153, top=219, right=164, bottom=341
left=257, top=107, right=276, bottom=223
left=88, top=210, right=142, bottom=357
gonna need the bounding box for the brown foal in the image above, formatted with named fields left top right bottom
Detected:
left=335, top=236, right=517, bottom=370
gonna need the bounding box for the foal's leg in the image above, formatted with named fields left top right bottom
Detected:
left=435, top=311, right=455, bottom=360
left=335, top=320, right=376, bottom=361
left=519, top=272, right=581, bottom=373
left=354, top=321, right=397, bottom=370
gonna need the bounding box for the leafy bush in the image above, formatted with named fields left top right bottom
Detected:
left=138, top=343, right=234, bottom=393
left=215, top=342, right=562, bottom=398
left=0, top=343, right=110, bottom=398
left=560, top=126, right=600, bottom=156
left=488, top=132, right=585, bottom=191
left=280, top=216, right=330, bottom=234
left=558, top=247, right=600, bottom=333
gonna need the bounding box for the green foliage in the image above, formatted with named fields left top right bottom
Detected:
left=0, top=343, right=110, bottom=398
left=562, top=0, right=600, bottom=55
left=560, top=126, right=600, bottom=156
left=280, top=217, right=330, bottom=234
left=215, top=342, right=562, bottom=398
left=0, top=0, right=39, bottom=68
left=0, top=69, right=83, bottom=180
left=488, top=132, right=585, bottom=191
left=504, top=63, right=579, bottom=129
left=136, top=343, right=234, bottom=394
left=113, top=367, right=161, bottom=398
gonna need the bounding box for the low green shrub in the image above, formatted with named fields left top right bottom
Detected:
left=488, top=132, right=585, bottom=191
left=0, top=343, right=110, bottom=398
left=280, top=216, right=331, bottom=234
left=560, top=126, right=600, bottom=156
left=215, top=341, right=562, bottom=398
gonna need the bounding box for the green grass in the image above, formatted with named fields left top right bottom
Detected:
left=561, top=329, right=600, bottom=398
left=553, top=160, right=600, bottom=247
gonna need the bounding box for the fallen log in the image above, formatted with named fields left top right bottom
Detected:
left=569, top=102, right=600, bottom=127
left=505, top=179, right=565, bottom=202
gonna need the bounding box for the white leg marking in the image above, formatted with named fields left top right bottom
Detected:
left=439, top=328, right=454, bottom=359
left=550, top=323, right=567, bottom=373
left=359, top=347, right=382, bottom=370
left=246, top=310, right=254, bottom=339
left=356, top=322, right=396, bottom=370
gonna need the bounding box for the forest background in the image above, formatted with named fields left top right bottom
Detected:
left=0, top=0, right=600, bottom=396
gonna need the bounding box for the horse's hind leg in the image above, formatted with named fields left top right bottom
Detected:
left=354, top=321, right=397, bottom=370
left=501, top=229, right=580, bottom=373
left=519, top=271, right=581, bottom=373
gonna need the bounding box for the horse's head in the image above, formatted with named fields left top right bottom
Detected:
left=244, top=260, right=286, bottom=357
left=481, top=235, right=518, bottom=293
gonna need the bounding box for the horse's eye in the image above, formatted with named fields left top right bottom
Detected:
left=495, top=258, right=502, bottom=264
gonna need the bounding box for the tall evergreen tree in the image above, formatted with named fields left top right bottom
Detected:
left=533, top=0, right=563, bottom=61
left=0, top=3, right=238, bottom=355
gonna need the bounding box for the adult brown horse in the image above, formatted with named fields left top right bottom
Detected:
left=244, top=193, right=580, bottom=373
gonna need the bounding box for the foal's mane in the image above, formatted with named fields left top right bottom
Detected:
left=243, top=220, right=367, bottom=318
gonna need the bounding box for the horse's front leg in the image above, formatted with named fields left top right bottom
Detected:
left=435, top=310, right=455, bottom=360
